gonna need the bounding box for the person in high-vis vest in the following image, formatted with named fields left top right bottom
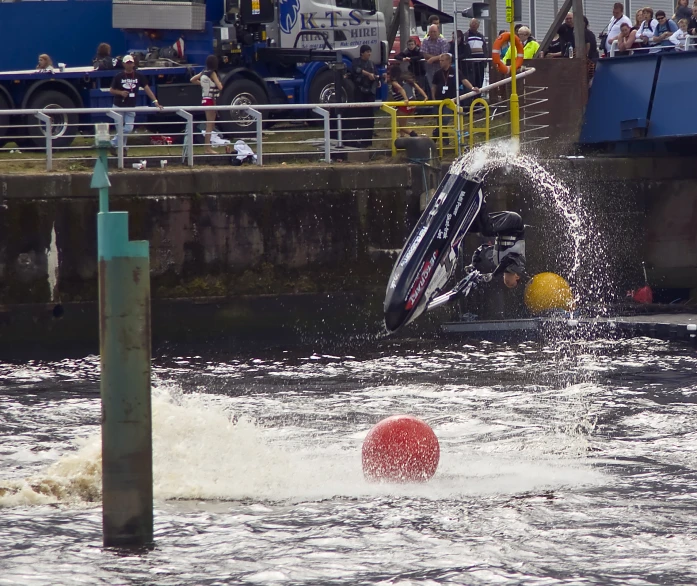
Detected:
left=503, top=26, right=541, bottom=61
left=467, top=203, right=527, bottom=288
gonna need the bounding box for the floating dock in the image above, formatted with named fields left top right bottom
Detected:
left=442, top=313, right=697, bottom=343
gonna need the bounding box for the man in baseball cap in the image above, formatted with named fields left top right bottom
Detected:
left=108, top=54, right=163, bottom=153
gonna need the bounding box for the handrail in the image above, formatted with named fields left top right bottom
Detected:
left=0, top=69, right=545, bottom=170
left=609, top=35, right=697, bottom=57
left=457, top=68, right=536, bottom=103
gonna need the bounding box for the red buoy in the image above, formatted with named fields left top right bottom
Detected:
left=362, top=415, right=440, bottom=483
left=633, top=285, right=653, bottom=304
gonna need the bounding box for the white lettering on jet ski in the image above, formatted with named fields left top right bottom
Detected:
left=399, top=225, right=428, bottom=268
left=405, top=250, right=438, bottom=310
left=438, top=213, right=452, bottom=239
left=452, top=190, right=466, bottom=216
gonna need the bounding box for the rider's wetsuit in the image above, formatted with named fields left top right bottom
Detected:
left=469, top=202, right=526, bottom=278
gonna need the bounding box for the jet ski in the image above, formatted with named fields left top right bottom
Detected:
left=383, top=169, right=484, bottom=334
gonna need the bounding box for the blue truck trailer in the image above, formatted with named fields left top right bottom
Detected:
left=0, top=65, right=201, bottom=148
left=0, top=0, right=398, bottom=147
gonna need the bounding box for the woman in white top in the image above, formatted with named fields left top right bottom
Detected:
left=36, top=54, right=54, bottom=72
left=636, top=7, right=658, bottom=51
left=191, top=55, right=223, bottom=155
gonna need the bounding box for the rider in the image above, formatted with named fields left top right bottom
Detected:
left=467, top=202, right=526, bottom=289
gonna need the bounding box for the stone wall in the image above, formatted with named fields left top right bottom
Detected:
left=0, top=165, right=424, bottom=304
left=0, top=156, right=695, bottom=312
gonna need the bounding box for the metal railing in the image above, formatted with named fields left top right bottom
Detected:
left=609, top=35, right=697, bottom=57
left=0, top=69, right=547, bottom=171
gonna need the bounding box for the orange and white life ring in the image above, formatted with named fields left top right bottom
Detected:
left=491, top=33, right=524, bottom=75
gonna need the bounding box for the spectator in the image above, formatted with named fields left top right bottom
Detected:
left=558, top=12, right=575, bottom=54
left=545, top=33, right=565, bottom=57
left=498, top=29, right=510, bottom=59
left=431, top=53, right=479, bottom=142
left=36, top=54, right=54, bottom=72
left=449, top=29, right=467, bottom=79
left=669, top=17, right=690, bottom=48
left=463, top=18, right=488, bottom=88
left=190, top=55, right=223, bottom=155
left=673, top=0, right=692, bottom=23
left=617, top=22, right=640, bottom=54
left=349, top=44, right=380, bottom=148
left=504, top=26, right=540, bottom=61
left=606, top=3, right=633, bottom=54
left=636, top=7, right=658, bottom=50
left=93, top=43, right=118, bottom=70
left=421, top=24, right=450, bottom=98
left=634, top=8, right=644, bottom=29
left=109, top=54, right=163, bottom=154
left=585, top=17, right=599, bottom=80
left=652, top=10, right=678, bottom=51
left=688, top=5, right=697, bottom=34
left=422, top=15, right=444, bottom=40
left=585, top=17, right=599, bottom=60
left=387, top=65, right=427, bottom=137
left=394, top=38, right=426, bottom=90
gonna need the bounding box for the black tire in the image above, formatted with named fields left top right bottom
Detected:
left=309, top=70, right=353, bottom=105
left=0, top=92, right=10, bottom=147
left=218, top=78, right=268, bottom=137
left=25, top=90, right=79, bottom=149
left=308, top=71, right=354, bottom=127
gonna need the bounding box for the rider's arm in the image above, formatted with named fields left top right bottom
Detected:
left=492, top=252, right=525, bottom=276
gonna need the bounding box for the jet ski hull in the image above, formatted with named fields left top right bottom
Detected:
left=383, top=173, right=483, bottom=333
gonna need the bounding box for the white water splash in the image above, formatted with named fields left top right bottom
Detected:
left=0, top=380, right=603, bottom=507
left=450, top=140, right=607, bottom=307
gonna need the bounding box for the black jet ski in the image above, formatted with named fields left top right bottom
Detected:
left=383, top=170, right=484, bottom=333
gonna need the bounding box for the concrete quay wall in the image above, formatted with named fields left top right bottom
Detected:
left=0, top=157, right=695, bottom=311
left=0, top=165, right=422, bottom=305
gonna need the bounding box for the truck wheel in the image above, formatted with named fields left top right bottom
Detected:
left=25, top=90, right=79, bottom=149
left=219, top=79, right=268, bottom=136
left=308, top=71, right=354, bottom=126
left=309, top=70, right=353, bottom=105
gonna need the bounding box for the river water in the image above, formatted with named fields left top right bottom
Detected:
left=2, top=335, right=697, bottom=585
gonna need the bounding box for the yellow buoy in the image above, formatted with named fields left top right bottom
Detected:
left=524, top=272, right=574, bottom=315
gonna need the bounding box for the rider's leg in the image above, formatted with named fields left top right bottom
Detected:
left=488, top=211, right=524, bottom=236
left=470, top=244, right=496, bottom=273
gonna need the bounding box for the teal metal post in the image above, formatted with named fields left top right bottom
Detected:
left=92, top=124, right=153, bottom=548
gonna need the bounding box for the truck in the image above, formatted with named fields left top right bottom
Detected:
left=0, top=0, right=403, bottom=148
